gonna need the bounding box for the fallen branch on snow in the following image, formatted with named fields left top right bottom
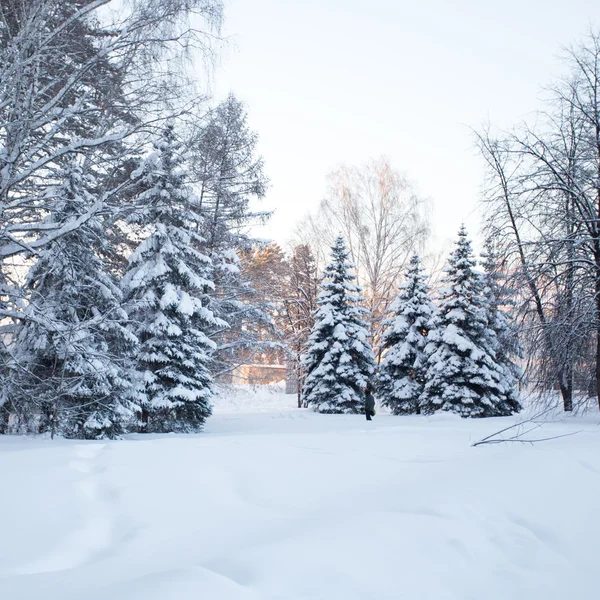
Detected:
left=472, top=403, right=584, bottom=447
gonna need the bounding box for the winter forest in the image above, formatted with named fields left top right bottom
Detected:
left=1, top=2, right=599, bottom=599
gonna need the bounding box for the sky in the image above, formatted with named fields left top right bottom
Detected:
left=208, top=0, right=599, bottom=254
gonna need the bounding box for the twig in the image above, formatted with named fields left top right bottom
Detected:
left=472, top=430, right=583, bottom=447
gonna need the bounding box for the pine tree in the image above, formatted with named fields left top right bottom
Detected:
left=9, top=162, right=138, bottom=439
left=421, top=226, right=520, bottom=418
left=301, top=237, right=376, bottom=413
left=122, top=126, right=224, bottom=433
left=190, top=95, right=270, bottom=375
left=377, top=255, right=437, bottom=415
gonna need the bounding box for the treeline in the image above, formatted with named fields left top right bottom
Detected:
left=300, top=230, right=521, bottom=418
left=0, top=0, right=270, bottom=438
left=234, top=158, right=430, bottom=410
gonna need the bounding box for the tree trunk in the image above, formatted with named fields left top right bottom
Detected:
left=595, top=183, right=600, bottom=410
left=595, top=280, right=600, bottom=410
left=141, top=407, right=149, bottom=433
left=0, top=403, right=8, bottom=434
left=559, top=379, right=573, bottom=412
left=50, top=402, right=57, bottom=440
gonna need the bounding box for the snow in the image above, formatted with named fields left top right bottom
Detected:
left=1, top=387, right=599, bottom=599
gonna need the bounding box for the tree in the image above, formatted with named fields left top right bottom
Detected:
left=301, top=237, right=376, bottom=414
left=476, top=128, right=582, bottom=411
left=122, top=127, right=223, bottom=433
left=235, top=243, right=288, bottom=367
left=191, top=94, right=268, bottom=254
left=296, top=158, right=429, bottom=347
left=421, top=226, right=520, bottom=418
left=8, top=161, right=138, bottom=439
left=377, top=255, right=436, bottom=415
left=0, top=353, right=11, bottom=434
left=188, top=94, right=270, bottom=376
left=281, top=244, right=319, bottom=407
left=476, top=31, right=600, bottom=411
left=480, top=238, right=523, bottom=390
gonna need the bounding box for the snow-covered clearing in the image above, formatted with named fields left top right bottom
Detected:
left=1, top=386, right=599, bottom=600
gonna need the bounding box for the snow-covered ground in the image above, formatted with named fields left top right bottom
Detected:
left=1, top=387, right=599, bottom=600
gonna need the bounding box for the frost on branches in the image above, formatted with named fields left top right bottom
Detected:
left=301, top=237, right=375, bottom=413
left=122, top=127, right=225, bottom=433
left=421, top=226, right=521, bottom=418
left=9, top=163, right=138, bottom=439
left=377, top=255, right=437, bottom=415
left=481, top=238, right=523, bottom=390
left=190, top=95, right=270, bottom=375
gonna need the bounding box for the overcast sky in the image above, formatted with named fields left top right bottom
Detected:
left=209, top=0, right=598, bottom=253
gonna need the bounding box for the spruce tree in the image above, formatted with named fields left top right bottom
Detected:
left=301, top=237, right=375, bottom=413
left=377, top=255, right=437, bottom=415
left=122, top=126, right=223, bottom=433
left=9, top=162, right=138, bottom=439
left=421, top=226, right=520, bottom=417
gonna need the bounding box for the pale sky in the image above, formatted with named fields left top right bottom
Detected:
left=209, top=0, right=598, bottom=253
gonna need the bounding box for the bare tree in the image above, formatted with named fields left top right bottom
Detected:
left=296, top=157, right=429, bottom=352
left=475, top=31, right=600, bottom=411
left=476, top=128, right=579, bottom=411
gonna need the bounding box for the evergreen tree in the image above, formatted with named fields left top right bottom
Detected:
left=377, top=255, right=436, bottom=415
left=283, top=244, right=319, bottom=407
left=122, top=126, right=224, bottom=433
left=9, top=162, right=138, bottom=439
left=421, top=226, right=520, bottom=418
left=301, top=237, right=376, bottom=413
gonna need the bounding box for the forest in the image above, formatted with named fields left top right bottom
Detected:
left=2, top=2, right=600, bottom=438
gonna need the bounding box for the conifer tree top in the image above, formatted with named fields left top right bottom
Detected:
left=318, top=236, right=362, bottom=302
left=440, top=224, right=483, bottom=326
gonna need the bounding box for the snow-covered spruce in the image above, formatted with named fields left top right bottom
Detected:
left=421, top=226, right=520, bottom=418
left=301, top=237, right=376, bottom=413
left=9, top=162, right=138, bottom=439
left=376, top=254, right=437, bottom=415
left=122, top=127, right=226, bottom=433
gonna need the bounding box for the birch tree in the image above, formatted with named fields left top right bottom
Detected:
left=0, top=0, right=222, bottom=315
left=296, top=158, right=429, bottom=349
